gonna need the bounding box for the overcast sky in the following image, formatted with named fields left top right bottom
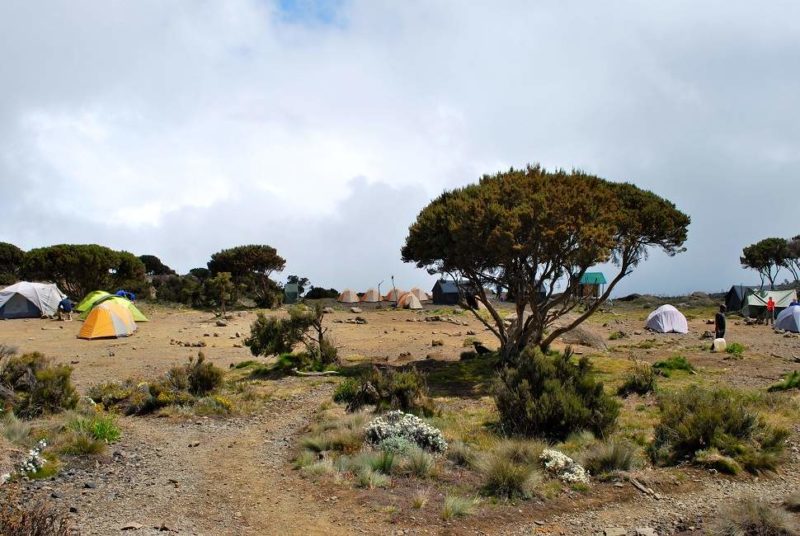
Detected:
left=1, top=0, right=798, bottom=296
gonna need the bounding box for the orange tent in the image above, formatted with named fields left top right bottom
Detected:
left=78, top=301, right=137, bottom=340
left=397, top=293, right=423, bottom=310
left=383, top=289, right=405, bottom=302
left=408, top=287, right=431, bottom=302
left=337, top=289, right=360, bottom=303
left=360, top=288, right=381, bottom=303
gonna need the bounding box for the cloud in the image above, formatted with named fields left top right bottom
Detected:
left=1, top=0, right=799, bottom=294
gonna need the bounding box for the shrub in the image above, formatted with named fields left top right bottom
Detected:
left=0, top=344, right=17, bottom=361
left=333, top=378, right=359, bottom=404
left=540, top=449, right=589, bottom=484
left=365, top=411, right=447, bottom=453
left=769, top=371, right=800, bottom=392
left=193, top=395, right=233, bottom=416
left=0, top=353, right=78, bottom=418
left=617, top=361, right=657, bottom=397
left=479, top=450, right=541, bottom=499
left=379, top=436, right=416, bottom=455
left=0, top=412, right=31, bottom=445
left=650, top=386, right=788, bottom=474
left=403, top=447, right=435, bottom=478
left=608, top=331, right=626, bottom=340
left=343, top=367, right=435, bottom=416
left=493, top=347, right=619, bottom=441
left=66, top=412, right=121, bottom=444
left=726, top=342, right=746, bottom=358
left=355, top=467, right=390, bottom=489
left=581, top=441, right=638, bottom=476
left=441, top=495, right=477, bottom=519
left=652, top=355, right=694, bottom=376
left=712, top=497, right=797, bottom=536
left=186, top=352, right=224, bottom=395
left=447, top=440, right=477, bottom=468
left=694, top=448, right=741, bottom=475
left=0, top=486, right=73, bottom=536
left=292, top=450, right=316, bottom=469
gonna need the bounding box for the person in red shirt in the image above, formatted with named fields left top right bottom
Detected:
left=766, top=296, right=776, bottom=325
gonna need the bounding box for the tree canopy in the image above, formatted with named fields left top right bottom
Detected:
left=784, top=236, right=800, bottom=286
left=208, top=245, right=285, bottom=307
left=139, top=254, right=175, bottom=276
left=402, top=165, right=690, bottom=359
left=0, top=242, right=25, bottom=285
left=286, top=275, right=310, bottom=295
left=740, top=237, right=789, bottom=289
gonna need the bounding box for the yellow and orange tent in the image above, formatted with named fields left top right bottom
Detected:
left=397, top=292, right=423, bottom=310
left=78, top=301, right=137, bottom=340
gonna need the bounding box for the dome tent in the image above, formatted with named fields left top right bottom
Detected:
left=397, top=292, right=423, bottom=310
left=645, top=304, right=689, bottom=334
left=383, top=289, right=405, bottom=302
left=79, top=295, right=148, bottom=322
left=408, top=287, right=431, bottom=302
left=360, top=288, right=381, bottom=303
left=337, top=289, right=360, bottom=304
left=75, top=290, right=111, bottom=313
left=776, top=305, right=800, bottom=333
left=78, top=301, right=137, bottom=339
left=0, top=282, right=66, bottom=319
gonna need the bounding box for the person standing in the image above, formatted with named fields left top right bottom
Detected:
left=57, top=297, right=74, bottom=321
left=712, top=304, right=726, bottom=350
left=766, top=296, right=776, bottom=326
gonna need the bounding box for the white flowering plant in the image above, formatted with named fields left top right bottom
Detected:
left=540, top=448, right=589, bottom=484
left=365, top=411, right=447, bottom=453
left=18, top=439, right=48, bottom=477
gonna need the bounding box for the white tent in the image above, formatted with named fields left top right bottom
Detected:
left=776, top=305, right=800, bottom=333
left=337, top=289, right=360, bottom=303
left=397, top=292, right=423, bottom=310
left=645, top=304, right=689, bottom=334
left=360, top=288, right=381, bottom=303
left=0, top=282, right=66, bottom=319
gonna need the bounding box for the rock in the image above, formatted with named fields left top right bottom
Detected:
left=51, top=492, right=63, bottom=499
left=466, top=330, right=476, bottom=336
left=604, top=529, right=626, bottom=536
left=322, top=307, right=335, bottom=314
left=559, top=325, right=608, bottom=350
left=350, top=307, right=362, bottom=314
left=431, top=339, right=444, bottom=347
left=69, top=506, right=78, bottom=513
left=215, top=320, right=227, bottom=327
left=701, top=330, right=714, bottom=339
left=635, top=529, right=658, bottom=536
left=121, top=522, right=143, bottom=530
left=83, top=481, right=96, bottom=489
left=235, top=331, right=241, bottom=338
left=354, top=317, right=368, bottom=325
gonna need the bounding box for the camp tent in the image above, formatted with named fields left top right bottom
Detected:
left=741, top=289, right=797, bottom=318
left=79, top=295, right=148, bottom=322
left=337, top=289, right=360, bottom=303
left=383, top=289, right=405, bottom=302
left=78, top=301, right=137, bottom=339
left=0, top=282, right=66, bottom=319
left=645, top=304, right=689, bottom=334
left=360, top=288, right=381, bottom=303
left=397, top=293, right=423, bottom=310
left=76, top=290, right=111, bottom=313
left=724, top=285, right=761, bottom=313
left=776, top=305, right=800, bottom=333
left=408, top=287, right=431, bottom=302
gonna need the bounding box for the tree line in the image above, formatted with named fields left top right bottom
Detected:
left=740, top=236, right=800, bottom=289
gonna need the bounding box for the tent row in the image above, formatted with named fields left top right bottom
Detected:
left=725, top=286, right=797, bottom=318
left=338, top=287, right=431, bottom=309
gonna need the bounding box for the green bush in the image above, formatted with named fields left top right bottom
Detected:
left=0, top=412, right=31, bottom=445
left=479, top=448, right=542, bottom=499
left=712, top=497, right=797, bottom=535
left=66, top=413, right=121, bottom=443
left=493, top=347, right=619, bottom=441
left=650, top=386, right=788, bottom=474
left=403, top=447, right=435, bottom=478
left=0, top=353, right=78, bottom=418
left=447, top=440, right=477, bottom=468
left=341, top=366, right=435, bottom=416
left=582, top=441, right=638, bottom=476
left=652, top=355, right=694, bottom=376
left=186, top=352, right=224, bottom=395
left=333, top=378, right=359, bottom=404
left=726, top=342, right=746, bottom=358
left=441, top=495, right=477, bottom=519
left=769, top=371, right=800, bottom=392
left=617, top=361, right=657, bottom=397
left=608, top=331, right=626, bottom=341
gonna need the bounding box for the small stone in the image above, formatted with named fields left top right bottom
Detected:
left=604, top=529, right=626, bottom=536
left=69, top=506, right=78, bottom=513
left=121, top=522, right=143, bottom=530
left=83, top=481, right=96, bottom=489
left=51, top=492, right=63, bottom=499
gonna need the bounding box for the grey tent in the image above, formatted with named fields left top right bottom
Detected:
left=776, top=305, right=800, bottom=333
left=741, top=289, right=797, bottom=318
left=725, top=285, right=760, bottom=313
left=0, top=282, right=66, bottom=319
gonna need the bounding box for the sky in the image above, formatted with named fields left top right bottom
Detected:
left=1, top=0, right=798, bottom=296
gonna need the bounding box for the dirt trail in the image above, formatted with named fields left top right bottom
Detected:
left=60, top=381, right=375, bottom=535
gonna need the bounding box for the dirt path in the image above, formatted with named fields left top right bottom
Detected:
left=35, top=381, right=376, bottom=535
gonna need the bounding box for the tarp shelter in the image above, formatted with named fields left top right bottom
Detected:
left=0, top=282, right=66, bottom=319
left=76, top=290, right=111, bottom=313
left=284, top=283, right=300, bottom=305
left=79, top=295, right=148, bottom=322
left=776, top=305, right=800, bottom=333
left=645, top=304, right=689, bottom=334
left=724, top=285, right=760, bottom=313
left=78, top=301, right=137, bottom=339
left=383, top=289, right=405, bottom=302
left=337, top=289, right=360, bottom=303
left=741, top=289, right=797, bottom=318
left=397, top=293, right=423, bottom=310
left=360, top=288, right=381, bottom=303
left=408, top=287, right=431, bottom=302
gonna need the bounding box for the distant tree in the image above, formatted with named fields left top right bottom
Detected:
left=785, top=236, right=800, bottom=286
left=152, top=274, right=204, bottom=306
left=22, top=244, right=147, bottom=299
left=740, top=237, right=789, bottom=290
left=189, top=267, right=211, bottom=281
left=139, top=254, right=175, bottom=276
left=286, top=275, right=310, bottom=295
left=208, top=245, right=286, bottom=307
left=245, top=304, right=336, bottom=364
left=204, top=272, right=235, bottom=314
left=305, top=287, right=339, bottom=300
left=402, top=165, right=690, bottom=361
left=0, top=242, right=25, bottom=285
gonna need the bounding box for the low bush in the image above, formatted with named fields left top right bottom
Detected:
left=355, top=467, right=390, bottom=489
left=333, top=378, right=359, bottom=404
left=339, top=367, right=435, bottom=416
left=726, top=342, right=746, bottom=358
left=403, top=447, right=435, bottom=478
left=0, top=486, right=73, bottom=536
left=617, top=361, right=657, bottom=397
left=365, top=411, right=447, bottom=453
left=186, top=352, right=224, bottom=395
left=712, top=497, right=797, bottom=536
left=441, top=495, right=477, bottom=519
left=608, top=331, right=626, bottom=340
left=193, top=395, right=233, bottom=416
left=479, top=454, right=541, bottom=499
left=768, top=371, right=800, bottom=392
left=0, top=412, right=31, bottom=445
left=694, top=448, right=741, bottom=475
left=650, top=386, right=788, bottom=474
left=379, top=436, right=416, bottom=455
left=581, top=441, right=638, bottom=476
left=652, top=355, right=694, bottom=376
left=493, top=347, right=619, bottom=441
left=447, top=440, right=477, bottom=468
left=0, top=352, right=78, bottom=418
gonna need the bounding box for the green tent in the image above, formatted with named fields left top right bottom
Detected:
left=75, top=290, right=111, bottom=312
left=79, top=295, right=148, bottom=322
left=284, top=283, right=300, bottom=304
left=742, top=289, right=797, bottom=318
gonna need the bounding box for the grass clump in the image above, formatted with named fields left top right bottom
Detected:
left=0, top=412, right=31, bottom=445
left=333, top=378, right=359, bottom=404
left=447, top=440, right=477, bottom=468
left=355, top=467, right=390, bottom=489
left=292, top=450, right=317, bottom=469
left=617, top=361, right=657, bottom=397
left=652, top=355, right=694, bottom=376
left=581, top=441, right=638, bottom=476
left=712, top=497, right=797, bottom=535
left=336, top=366, right=435, bottom=416
left=768, top=371, right=800, bottom=392
left=403, top=447, right=435, bottom=478
left=412, top=489, right=429, bottom=509
left=608, top=331, right=626, bottom=341
left=0, top=486, right=73, bottom=536
left=493, top=347, right=619, bottom=441
left=650, top=385, right=788, bottom=474
left=0, top=352, right=78, bottom=418
left=478, top=439, right=545, bottom=500
left=726, top=342, right=746, bottom=358
left=441, top=495, right=477, bottom=519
